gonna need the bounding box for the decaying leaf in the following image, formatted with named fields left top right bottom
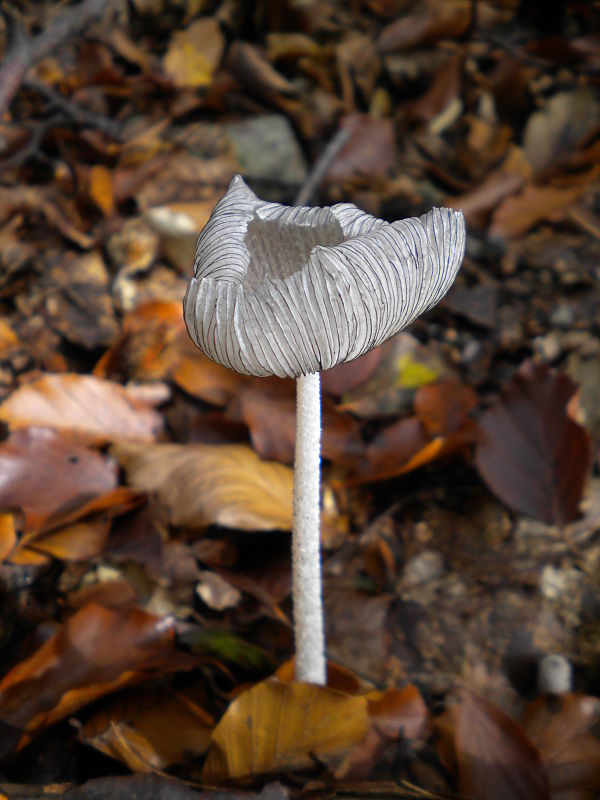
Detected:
left=163, top=18, right=225, bottom=89
left=111, top=441, right=293, bottom=531
left=489, top=179, right=596, bottom=239
left=475, top=361, right=591, bottom=526
left=522, top=693, right=600, bottom=798
left=239, top=379, right=363, bottom=467
left=355, top=379, right=478, bottom=483
left=0, top=374, right=164, bottom=444
left=203, top=678, right=369, bottom=782
left=0, top=603, right=198, bottom=755
left=336, top=685, right=431, bottom=781
left=0, top=427, right=117, bottom=531
left=436, top=690, right=550, bottom=800
left=83, top=688, right=214, bottom=771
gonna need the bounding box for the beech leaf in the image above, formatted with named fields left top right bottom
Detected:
left=437, top=690, right=550, bottom=800
left=0, top=374, right=164, bottom=444
left=111, top=441, right=293, bottom=531
left=475, top=361, right=591, bottom=526
left=203, top=678, right=369, bottom=782
left=0, top=427, right=117, bottom=530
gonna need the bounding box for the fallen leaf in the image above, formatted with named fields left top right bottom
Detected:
left=321, top=347, right=384, bottom=396
left=24, top=518, right=110, bottom=562
left=0, top=513, right=17, bottom=561
left=40, top=250, right=119, bottom=350
left=83, top=688, right=214, bottom=771
left=203, top=679, right=369, bottom=782
left=274, top=659, right=366, bottom=695
left=377, top=0, right=471, bottom=52
left=0, top=374, right=164, bottom=444
left=163, top=18, right=225, bottom=89
left=522, top=693, right=600, bottom=798
left=97, top=301, right=245, bottom=405
left=436, top=690, right=550, bottom=800
left=336, top=685, right=431, bottom=781
left=111, top=441, right=293, bottom=531
left=0, top=427, right=117, bottom=530
left=326, top=114, right=395, bottom=183
left=489, top=179, right=594, bottom=239
left=414, top=379, right=478, bottom=437
left=355, top=379, right=478, bottom=483
left=89, top=165, right=115, bottom=216
left=475, top=361, right=591, bottom=526
left=238, top=379, right=363, bottom=467
left=226, top=41, right=297, bottom=98
left=0, top=603, right=197, bottom=755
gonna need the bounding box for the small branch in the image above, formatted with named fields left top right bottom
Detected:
left=294, top=122, right=354, bottom=207
left=0, top=112, right=66, bottom=171
left=24, top=78, right=123, bottom=138
left=292, top=371, right=326, bottom=685
left=0, top=0, right=110, bottom=117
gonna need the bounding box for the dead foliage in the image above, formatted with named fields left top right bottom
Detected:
left=0, top=0, right=599, bottom=798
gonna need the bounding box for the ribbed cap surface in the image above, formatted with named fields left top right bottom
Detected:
left=184, top=176, right=466, bottom=378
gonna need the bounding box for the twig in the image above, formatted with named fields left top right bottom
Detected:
left=294, top=121, right=355, bottom=207
left=24, top=77, right=123, bottom=138
left=0, top=112, right=66, bottom=172
left=0, top=0, right=110, bottom=117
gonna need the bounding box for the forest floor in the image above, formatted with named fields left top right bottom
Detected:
left=0, top=1, right=599, bottom=798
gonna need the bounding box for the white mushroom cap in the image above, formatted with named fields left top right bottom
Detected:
left=184, top=175, right=466, bottom=378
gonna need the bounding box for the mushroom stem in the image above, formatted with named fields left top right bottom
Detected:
left=292, top=371, right=326, bottom=684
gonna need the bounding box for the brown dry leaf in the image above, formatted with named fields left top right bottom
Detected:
left=0, top=374, right=164, bottom=444
left=96, top=300, right=245, bottom=405
left=41, top=250, right=119, bottom=350
left=163, top=18, right=225, bottom=89
left=0, top=513, right=18, bottom=562
left=0, top=186, right=95, bottom=249
left=436, top=690, right=550, bottom=800
left=83, top=688, right=214, bottom=772
left=475, top=361, right=592, bottom=526
left=448, top=145, right=531, bottom=229
left=414, top=379, right=478, bottom=437
left=226, top=41, right=297, bottom=98
left=377, top=0, right=472, bottom=52
left=239, top=379, right=363, bottom=467
left=408, top=50, right=464, bottom=126
left=322, top=347, right=384, bottom=396
left=172, top=344, right=246, bottom=405
left=326, top=114, right=395, bottom=183
left=337, top=333, right=448, bottom=419
left=274, top=659, right=367, bottom=695
left=0, top=427, right=117, bottom=531
left=0, top=603, right=198, bottom=755
left=89, top=165, right=115, bottom=217
left=203, top=678, right=369, bottom=783
left=355, top=380, right=477, bottom=483
left=358, top=417, right=429, bottom=484
left=522, top=693, right=600, bottom=798
left=489, top=179, right=595, bottom=239
left=336, top=685, right=431, bottom=781
left=24, top=518, right=110, bottom=562
left=135, top=154, right=236, bottom=209
left=111, top=441, right=293, bottom=531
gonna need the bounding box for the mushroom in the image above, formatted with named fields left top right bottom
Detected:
left=184, top=175, right=466, bottom=685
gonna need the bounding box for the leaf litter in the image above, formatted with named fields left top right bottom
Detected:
left=0, top=0, right=599, bottom=798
